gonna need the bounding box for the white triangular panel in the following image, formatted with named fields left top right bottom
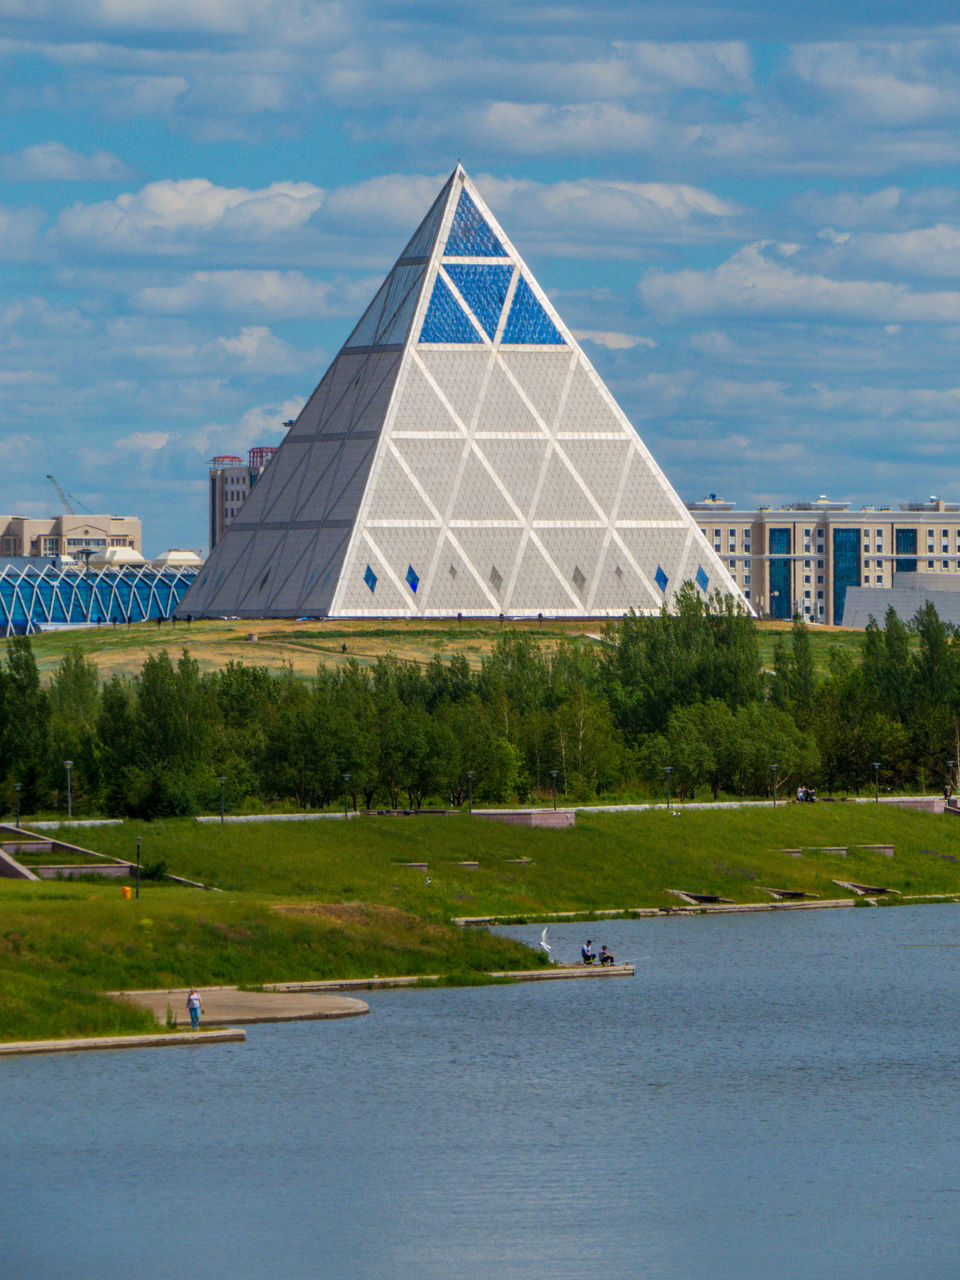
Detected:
left=365, top=449, right=438, bottom=522
left=472, top=438, right=550, bottom=514
left=536, top=527, right=609, bottom=595
left=449, top=449, right=519, bottom=523
left=474, top=360, right=545, bottom=434
left=532, top=452, right=599, bottom=523
left=417, top=350, right=490, bottom=430
left=509, top=538, right=578, bottom=613
left=557, top=437, right=633, bottom=514
left=392, top=437, right=467, bottom=509
left=393, top=359, right=462, bottom=436
left=182, top=165, right=749, bottom=622
left=499, top=350, right=572, bottom=430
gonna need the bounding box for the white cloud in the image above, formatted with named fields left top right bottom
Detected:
left=573, top=329, right=656, bottom=350
left=136, top=269, right=373, bottom=318
left=641, top=241, right=960, bottom=322
left=115, top=430, right=171, bottom=451
left=791, top=42, right=960, bottom=126
left=55, top=178, right=326, bottom=254
left=1, top=141, right=133, bottom=181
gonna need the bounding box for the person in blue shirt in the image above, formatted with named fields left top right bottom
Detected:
left=581, top=939, right=595, bottom=964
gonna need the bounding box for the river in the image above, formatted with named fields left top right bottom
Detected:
left=4, top=905, right=960, bottom=1279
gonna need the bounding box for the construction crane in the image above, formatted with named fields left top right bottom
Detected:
left=46, top=474, right=90, bottom=515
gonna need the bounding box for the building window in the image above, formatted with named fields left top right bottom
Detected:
left=744, top=574, right=751, bottom=586
left=864, top=575, right=870, bottom=583
left=817, top=590, right=824, bottom=599
left=804, top=590, right=811, bottom=598
left=817, top=575, right=824, bottom=584
left=743, top=559, right=751, bottom=570
left=896, top=528, right=918, bottom=573
left=769, top=528, right=792, bottom=620
left=804, top=574, right=811, bottom=584
left=729, top=559, right=736, bottom=570
left=944, top=561, right=950, bottom=570
left=928, top=560, right=935, bottom=569
left=833, top=528, right=861, bottom=624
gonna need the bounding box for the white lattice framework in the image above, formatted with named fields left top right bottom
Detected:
left=181, top=166, right=747, bottom=620
left=0, top=562, right=199, bottom=636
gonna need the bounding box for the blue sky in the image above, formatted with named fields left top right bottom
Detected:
left=4, top=1, right=960, bottom=553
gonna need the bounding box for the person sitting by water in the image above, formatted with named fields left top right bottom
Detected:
left=581, top=939, right=595, bottom=964
left=599, top=945, right=615, bottom=965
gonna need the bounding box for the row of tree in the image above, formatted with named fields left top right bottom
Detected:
left=0, top=586, right=956, bottom=818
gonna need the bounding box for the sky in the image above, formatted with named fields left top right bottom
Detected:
left=5, top=2, right=960, bottom=554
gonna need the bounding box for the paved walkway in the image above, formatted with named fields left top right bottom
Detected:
left=0, top=1028, right=245, bottom=1056
left=119, top=985, right=370, bottom=1025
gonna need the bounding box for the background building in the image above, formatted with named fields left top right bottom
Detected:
left=209, top=447, right=279, bottom=552
left=0, top=513, right=140, bottom=559
left=687, top=495, right=960, bottom=625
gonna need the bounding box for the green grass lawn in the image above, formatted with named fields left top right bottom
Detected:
left=70, top=803, right=960, bottom=913
left=7, top=803, right=960, bottom=1044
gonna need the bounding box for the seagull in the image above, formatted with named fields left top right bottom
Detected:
left=539, top=926, right=551, bottom=954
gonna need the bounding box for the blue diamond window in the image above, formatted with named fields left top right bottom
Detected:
left=405, top=565, right=419, bottom=593
left=655, top=565, right=668, bottom=593
left=364, top=565, right=377, bottom=593
left=419, top=276, right=482, bottom=344
left=695, top=566, right=709, bottom=592
left=445, top=265, right=513, bottom=339
left=445, top=189, right=507, bottom=257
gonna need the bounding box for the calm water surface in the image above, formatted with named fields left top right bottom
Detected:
left=5, top=906, right=960, bottom=1279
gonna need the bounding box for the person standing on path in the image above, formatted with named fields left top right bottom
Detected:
left=186, top=988, right=204, bottom=1030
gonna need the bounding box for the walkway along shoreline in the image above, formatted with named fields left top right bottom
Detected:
left=0, top=965, right=634, bottom=1057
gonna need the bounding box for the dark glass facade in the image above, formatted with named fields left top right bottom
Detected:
left=895, top=527, right=917, bottom=573
left=832, top=528, right=861, bottom=625
left=768, top=528, right=791, bottom=619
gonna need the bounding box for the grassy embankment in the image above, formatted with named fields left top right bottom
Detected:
left=4, top=802, right=960, bottom=1042
left=14, top=614, right=866, bottom=684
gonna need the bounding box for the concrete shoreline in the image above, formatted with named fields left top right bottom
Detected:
left=0, top=965, right=632, bottom=1057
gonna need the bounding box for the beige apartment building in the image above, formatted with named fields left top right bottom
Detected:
left=208, top=446, right=279, bottom=552
left=687, top=495, right=960, bottom=626
left=0, top=513, right=141, bottom=560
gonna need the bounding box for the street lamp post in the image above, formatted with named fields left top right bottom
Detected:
left=218, top=776, right=226, bottom=824
left=770, top=764, right=778, bottom=808
left=14, top=782, right=21, bottom=829
left=136, top=835, right=141, bottom=900
left=64, top=760, right=73, bottom=819
left=664, top=766, right=672, bottom=811
left=342, top=773, right=351, bottom=820
left=550, top=770, right=558, bottom=810
left=465, top=771, right=474, bottom=814
left=873, top=761, right=881, bottom=804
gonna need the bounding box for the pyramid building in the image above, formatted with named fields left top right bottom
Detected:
left=181, top=166, right=745, bottom=619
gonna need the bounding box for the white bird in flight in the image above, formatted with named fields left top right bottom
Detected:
left=539, top=926, right=551, bottom=953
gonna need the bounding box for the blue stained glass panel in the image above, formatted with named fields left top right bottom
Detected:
left=695, top=566, right=709, bottom=592
left=655, top=565, right=668, bottom=593
left=501, top=276, right=564, bottom=345
left=364, top=565, right=377, bottom=593
left=445, top=190, right=506, bottom=257
left=419, top=277, right=482, bottom=344
left=444, top=265, right=513, bottom=340
left=405, top=565, right=419, bottom=593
